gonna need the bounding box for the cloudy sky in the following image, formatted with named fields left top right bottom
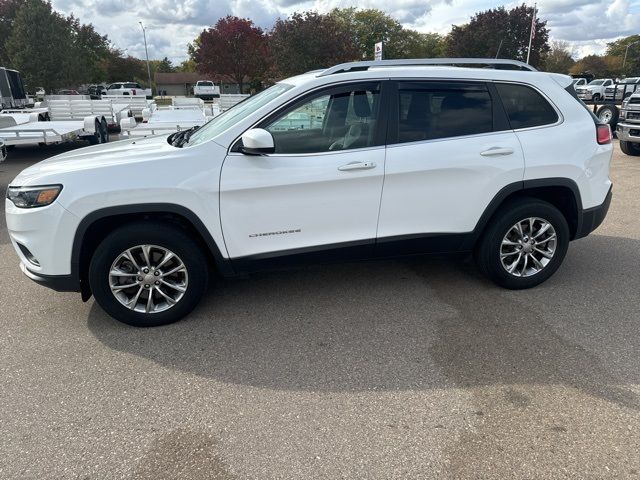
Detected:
left=50, top=0, right=640, bottom=63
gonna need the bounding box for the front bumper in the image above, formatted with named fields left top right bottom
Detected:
left=574, top=185, right=612, bottom=239
left=616, top=121, right=640, bottom=142
left=577, top=91, right=593, bottom=101
left=19, top=262, right=78, bottom=292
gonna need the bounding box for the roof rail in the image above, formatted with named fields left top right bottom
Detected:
left=317, top=58, right=537, bottom=77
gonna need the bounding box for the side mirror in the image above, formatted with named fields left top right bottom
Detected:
left=240, top=128, right=275, bottom=155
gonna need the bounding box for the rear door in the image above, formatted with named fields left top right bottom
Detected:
left=376, top=80, right=525, bottom=254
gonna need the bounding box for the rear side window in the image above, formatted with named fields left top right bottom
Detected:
left=396, top=82, right=493, bottom=143
left=496, top=83, right=559, bottom=129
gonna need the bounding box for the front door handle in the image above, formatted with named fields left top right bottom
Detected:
left=480, top=147, right=514, bottom=157
left=338, top=161, right=376, bottom=171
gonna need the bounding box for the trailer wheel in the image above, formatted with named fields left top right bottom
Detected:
left=100, top=118, right=109, bottom=143
left=87, top=119, right=102, bottom=145
left=620, top=140, right=640, bottom=156
left=597, top=105, right=619, bottom=128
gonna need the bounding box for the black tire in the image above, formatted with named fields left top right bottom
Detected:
left=89, top=222, right=209, bottom=327
left=475, top=198, right=570, bottom=290
left=100, top=118, right=109, bottom=143
left=87, top=120, right=101, bottom=145
left=592, top=93, right=601, bottom=102
left=620, top=140, right=640, bottom=156
left=596, top=105, right=619, bottom=128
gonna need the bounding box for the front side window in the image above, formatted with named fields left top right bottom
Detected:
left=263, top=83, right=381, bottom=154
left=188, top=83, right=294, bottom=146
left=396, top=82, right=493, bottom=143
left=496, top=83, right=559, bottom=129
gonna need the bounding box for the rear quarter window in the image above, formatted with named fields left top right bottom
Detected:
left=496, top=83, right=559, bottom=129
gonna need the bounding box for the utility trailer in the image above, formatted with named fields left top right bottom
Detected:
left=0, top=67, right=28, bottom=109
left=43, top=96, right=131, bottom=130
left=0, top=115, right=107, bottom=147
left=101, top=94, right=154, bottom=118
left=119, top=98, right=218, bottom=138
left=0, top=96, right=119, bottom=148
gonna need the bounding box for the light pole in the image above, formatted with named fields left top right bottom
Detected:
left=139, top=21, right=152, bottom=95
left=622, top=40, right=640, bottom=75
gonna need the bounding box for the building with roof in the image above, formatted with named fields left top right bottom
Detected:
left=154, top=72, right=242, bottom=96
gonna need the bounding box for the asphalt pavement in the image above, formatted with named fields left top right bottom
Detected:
left=0, top=141, right=639, bottom=479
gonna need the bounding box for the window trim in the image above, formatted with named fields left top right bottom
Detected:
left=229, top=80, right=390, bottom=156
left=386, top=79, right=503, bottom=146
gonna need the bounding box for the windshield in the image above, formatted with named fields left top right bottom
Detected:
left=187, top=83, right=294, bottom=146
left=588, top=80, right=604, bottom=85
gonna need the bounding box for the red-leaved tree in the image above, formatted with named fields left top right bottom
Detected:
left=193, top=16, right=268, bottom=92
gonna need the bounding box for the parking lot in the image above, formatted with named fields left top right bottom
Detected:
left=0, top=142, right=639, bottom=479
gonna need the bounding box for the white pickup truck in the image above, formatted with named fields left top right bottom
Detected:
left=193, top=81, right=220, bottom=101
left=575, top=78, right=614, bottom=102
left=105, top=82, right=152, bottom=99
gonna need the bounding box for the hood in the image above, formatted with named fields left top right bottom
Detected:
left=11, top=135, right=179, bottom=186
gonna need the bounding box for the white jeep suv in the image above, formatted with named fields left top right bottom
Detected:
left=5, top=59, right=613, bottom=327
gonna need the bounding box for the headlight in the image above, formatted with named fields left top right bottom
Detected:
left=6, top=185, right=62, bottom=208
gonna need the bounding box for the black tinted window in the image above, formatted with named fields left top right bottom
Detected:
left=397, top=83, right=492, bottom=143
left=496, top=83, right=558, bottom=129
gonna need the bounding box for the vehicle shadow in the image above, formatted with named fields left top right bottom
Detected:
left=87, top=234, right=640, bottom=409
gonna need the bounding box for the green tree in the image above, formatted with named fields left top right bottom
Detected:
left=103, top=50, right=147, bottom=84
left=269, top=11, right=358, bottom=77
left=446, top=4, right=549, bottom=68
left=542, top=40, right=575, bottom=73
left=397, top=30, right=447, bottom=59
left=606, top=35, right=640, bottom=76
left=154, top=57, right=175, bottom=73
left=6, top=0, right=76, bottom=91
left=0, top=0, right=24, bottom=65
left=178, top=58, right=197, bottom=72
left=66, top=14, right=111, bottom=84
left=569, top=55, right=621, bottom=78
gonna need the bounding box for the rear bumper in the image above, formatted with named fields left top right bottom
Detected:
left=616, top=122, right=640, bottom=142
left=574, top=185, right=612, bottom=239
left=20, top=262, right=79, bottom=292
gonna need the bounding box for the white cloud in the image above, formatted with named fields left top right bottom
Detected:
left=50, top=0, right=640, bottom=62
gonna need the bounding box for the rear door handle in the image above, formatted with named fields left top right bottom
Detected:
left=480, top=147, right=514, bottom=157
left=338, top=161, right=376, bottom=171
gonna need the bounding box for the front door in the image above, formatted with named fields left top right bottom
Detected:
left=220, top=82, right=387, bottom=268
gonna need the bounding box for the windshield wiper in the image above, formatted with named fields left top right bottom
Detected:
left=170, top=126, right=200, bottom=148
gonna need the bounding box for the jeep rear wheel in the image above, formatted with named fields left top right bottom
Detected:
left=89, top=222, right=209, bottom=327
left=475, top=198, right=570, bottom=289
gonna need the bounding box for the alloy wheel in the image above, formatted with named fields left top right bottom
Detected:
left=500, top=217, right=557, bottom=277
left=108, top=244, right=189, bottom=314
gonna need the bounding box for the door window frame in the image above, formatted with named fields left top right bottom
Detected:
left=230, top=80, right=392, bottom=155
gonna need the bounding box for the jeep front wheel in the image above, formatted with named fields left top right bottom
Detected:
left=89, top=222, right=209, bottom=327
left=475, top=198, right=570, bottom=289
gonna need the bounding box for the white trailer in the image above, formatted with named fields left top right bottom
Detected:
left=0, top=115, right=107, bottom=147
left=0, top=96, right=119, bottom=147
left=43, top=97, right=130, bottom=129
left=101, top=95, right=154, bottom=118
left=119, top=97, right=218, bottom=138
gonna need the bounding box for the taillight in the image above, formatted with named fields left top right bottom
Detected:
left=596, top=124, right=612, bottom=145
left=132, top=90, right=136, bottom=95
